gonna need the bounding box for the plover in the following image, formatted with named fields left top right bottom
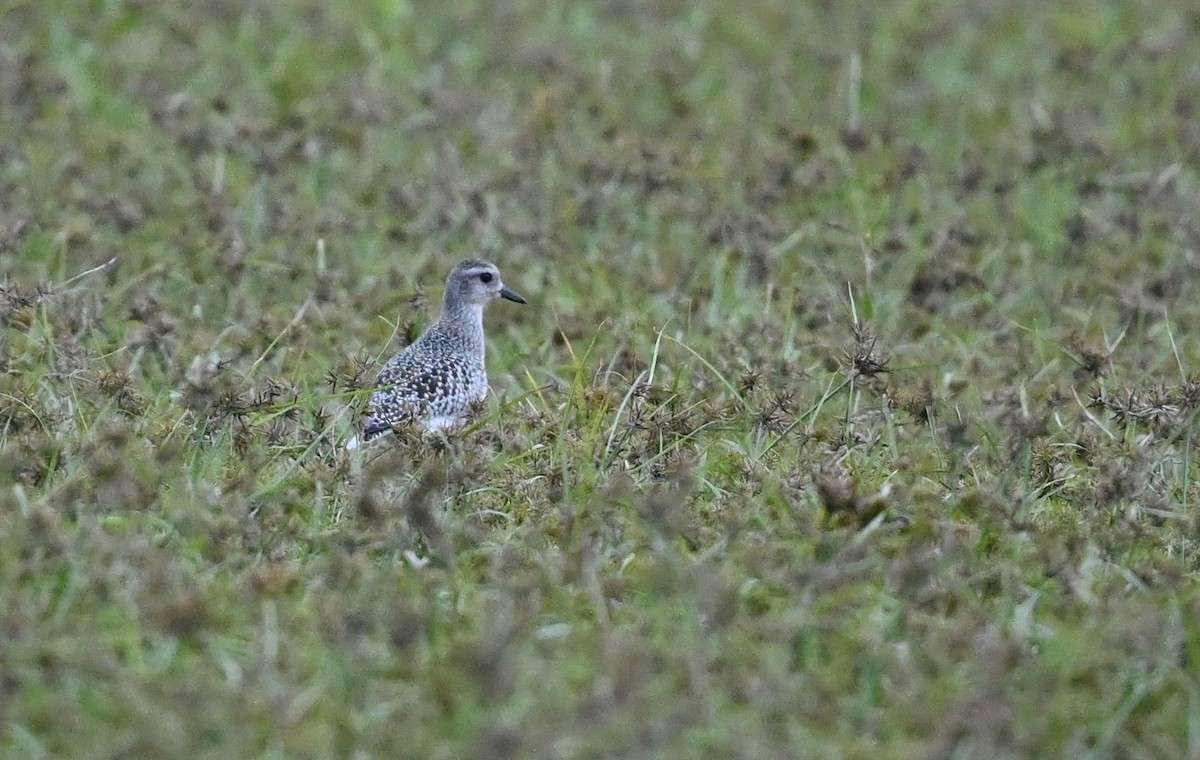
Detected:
left=346, top=259, right=526, bottom=449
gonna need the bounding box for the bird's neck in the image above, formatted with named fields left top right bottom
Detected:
left=436, top=303, right=486, bottom=359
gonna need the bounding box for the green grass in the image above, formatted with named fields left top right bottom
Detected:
left=4, top=0, right=1200, bottom=757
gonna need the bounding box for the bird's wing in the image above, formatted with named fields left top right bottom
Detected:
left=363, top=346, right=477, bottom=436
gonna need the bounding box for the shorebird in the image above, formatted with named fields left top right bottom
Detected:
left=346, top=259, right=526, bottom=449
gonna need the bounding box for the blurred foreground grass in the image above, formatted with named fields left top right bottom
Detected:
left=4, top=1, right=1200, bottom=757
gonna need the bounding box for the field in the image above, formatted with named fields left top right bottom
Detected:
left=4, top=0, right=1200, bottom=757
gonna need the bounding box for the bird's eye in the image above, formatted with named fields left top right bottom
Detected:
left=478, top=272, right=494, bottom=283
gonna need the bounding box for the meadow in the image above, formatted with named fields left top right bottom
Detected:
left=3, top=0, right=1200, bottom=757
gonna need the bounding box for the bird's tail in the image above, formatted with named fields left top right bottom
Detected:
left=346, top=418, right=391, bottom=450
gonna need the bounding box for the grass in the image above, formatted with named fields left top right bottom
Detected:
left=3, top=0, right=1200, bottom=757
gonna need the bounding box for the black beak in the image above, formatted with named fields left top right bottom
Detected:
left=500, top=286, right=527, bottom=304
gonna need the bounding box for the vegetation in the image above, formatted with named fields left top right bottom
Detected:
left=3, top=0, right=1200, bottom=757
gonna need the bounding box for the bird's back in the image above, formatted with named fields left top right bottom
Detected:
left=361, top=323, right=488, bottom=440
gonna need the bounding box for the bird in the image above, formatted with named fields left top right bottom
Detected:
left=346, top=259, right=526, bottom=449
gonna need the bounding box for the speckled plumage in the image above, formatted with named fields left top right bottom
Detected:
left=346, top=259, right=526, bottom=449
